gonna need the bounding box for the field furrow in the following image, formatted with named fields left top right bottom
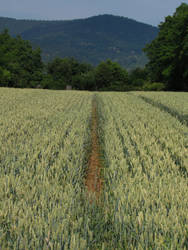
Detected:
left=85, top=96, right=103, bottom=200
left=133, top=91, right=188, bottom=126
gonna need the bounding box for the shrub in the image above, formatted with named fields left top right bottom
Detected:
left=142, top=82, right=166, bottom=91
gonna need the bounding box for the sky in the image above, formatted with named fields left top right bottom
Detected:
left=0, top=0, right=185, bottom=26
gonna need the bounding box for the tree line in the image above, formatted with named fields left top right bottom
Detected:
left=0, top=3, right=187, bottom=91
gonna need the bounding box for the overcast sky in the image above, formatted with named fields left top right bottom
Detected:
left=0, top=0, right=185, bottom=26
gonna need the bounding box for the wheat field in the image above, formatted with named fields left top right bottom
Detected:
left=0, top=88, right=187, bottom=249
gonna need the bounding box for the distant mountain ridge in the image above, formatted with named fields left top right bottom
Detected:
left=0, top=15, right=158, bottom=69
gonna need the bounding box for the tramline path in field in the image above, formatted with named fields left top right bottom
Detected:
left=133, top=91, right=188, bottom=127
left=85, top=96, right=103, bottom=200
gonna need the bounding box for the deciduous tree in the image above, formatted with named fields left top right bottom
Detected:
left=144, top=3, right=188, bottom=91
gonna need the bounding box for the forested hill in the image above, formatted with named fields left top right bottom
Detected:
left=0, top=15, right=158, bottom=69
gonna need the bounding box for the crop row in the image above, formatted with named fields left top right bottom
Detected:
left=98, top=92, right=188, bottom=249
left=0, top=89, right=97, bottom=249
left=133, top=91, right=188, bottom=126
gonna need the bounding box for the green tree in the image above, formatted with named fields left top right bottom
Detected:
left=0, top=29, right=43, bottom=88
left=144, top=3, right=188, bottom=91
left=95, top=60, right=129, bottom=90
left=47, top=57, right=93, bottom=90
left=128, top=67, right=148, bottom=88
left=72, top=71, right=96, bottom=90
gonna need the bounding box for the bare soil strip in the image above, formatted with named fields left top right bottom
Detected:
left=85, top=97, right=103, bottom=200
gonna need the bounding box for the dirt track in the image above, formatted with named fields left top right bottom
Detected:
left=85, top=97, right=103, bottom=200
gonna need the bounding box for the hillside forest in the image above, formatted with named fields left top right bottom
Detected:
left=0, top=14, right=158, bottom=69
left=0, top=3, right=187, bottom=91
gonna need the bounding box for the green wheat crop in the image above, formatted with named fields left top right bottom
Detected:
left=98, top=92, right=188, bottom=249
left=0, top=88, right=187, bottom=249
